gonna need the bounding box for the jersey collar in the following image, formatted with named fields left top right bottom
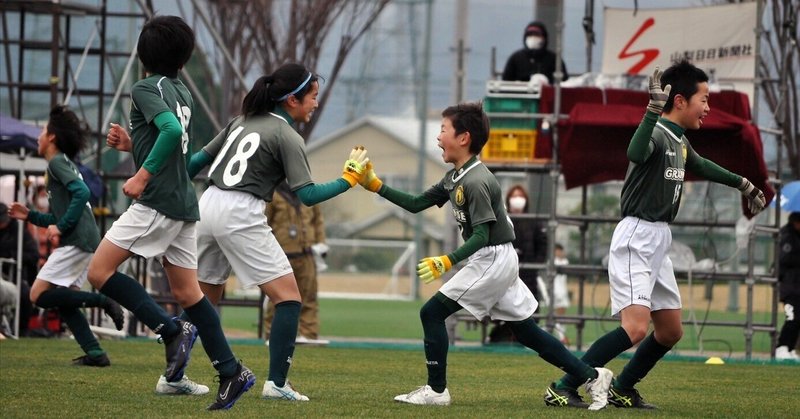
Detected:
left=451, top=155, right=481, bottom=182
left=269, top=107, right=296, bottom=126
left=656, top=117, right=685, bottom=142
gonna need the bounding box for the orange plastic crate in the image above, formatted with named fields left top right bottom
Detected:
left=481, top=129, right=537, bottom=162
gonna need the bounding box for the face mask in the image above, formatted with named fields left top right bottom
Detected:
left=509, top=196, right=527, bottom=211
left=525, top=35, right=544, bottom=50
left=36, top=197, right=49, bottom=211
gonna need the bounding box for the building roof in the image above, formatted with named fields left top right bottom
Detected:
left=308, top=115, right=447, bottom=167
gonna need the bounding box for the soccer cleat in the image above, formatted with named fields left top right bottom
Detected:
left=102, top=298, right=125, bottom=331
left=162, top=318, right=198, bottom=382
left=543, top=382, right=589, bottom=408
left=156, top=374, right=210, bottom=395
left=584, top=367, right=613, bottom=410
left=72, top=353, right=111, bottom=367
left=608, top=385, right=657, bottom=409
left=394, top=385, right=451, bottom=406
left=262, top=380, right=310, bottom=401
left=207, top=362, right=256, bottom=410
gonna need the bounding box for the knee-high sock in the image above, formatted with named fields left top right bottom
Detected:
left=268, top=300, right=301, bottom=387
left=615, top=332, right=671, bottom=389
left=36, top=287, right=107, bottom=310
left=421, top=294, right=461, bottom=393
left=99, top=271, right=177, bottom=337
left=60, top=306, right=104, bottom=358
left=182, top=297, right=237, bottom=377
left=510, top=318, right=596, bottom=382
left=558, top=326, right=633, bottom=390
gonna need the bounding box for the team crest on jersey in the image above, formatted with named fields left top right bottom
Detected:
left=455, top=185, right=465, bottom=206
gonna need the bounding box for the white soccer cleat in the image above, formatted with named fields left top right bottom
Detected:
left=394, top=385, right=451, bottom=406
left=585, top=367, right=613, bottom=410
left=775, top=346, right=800, bottom=361
left=155, top=375, right=210, bottom=395
left=262, top=380, right=309, bottom=401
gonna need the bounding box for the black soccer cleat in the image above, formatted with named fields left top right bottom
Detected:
left=207, top=362, right=256, bottom=410
left=102, top=298, right=125, bottom=331
left=73, top=353, right=111, bottom=367
left=162, top=318, right=198, bottom=382
left=608, top=385, right=657, bottom=409
left=543, top=382, right=589, bottom=408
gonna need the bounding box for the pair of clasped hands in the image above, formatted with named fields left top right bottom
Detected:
left=343, top=147, right=452, bottom=284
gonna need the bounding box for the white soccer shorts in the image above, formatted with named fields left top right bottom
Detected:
left=196, top=186, right=293, bottom=288
left=105, top=202, right=197, bottom=269
left=440, top=242, right=538, bottom=321
left=608, top=216, right=682, bottom=316
left=37, top=245, right=92, bottom=288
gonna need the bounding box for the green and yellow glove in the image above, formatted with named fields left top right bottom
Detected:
left=417, top=255, right=453, bottom=284
left=341, top=146, right=370, bottom=187
left=646, top=67, right=672, bottom=115
left=359, top=162, right=384, bottom=193
left=737, top=177, right=766, bottom=214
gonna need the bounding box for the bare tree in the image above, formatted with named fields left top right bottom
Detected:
left=203, top=0, right=391, bottom=138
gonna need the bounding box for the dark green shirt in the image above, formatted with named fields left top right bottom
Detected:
left=203, top=110, right=314, bottom=202
left=36, top=153, right=100, bottom=252
left=622, top=114, right=742, bottom=222
left=424, top=156, right=516, bottom=245
left=129, top=75, right=199, bottom=221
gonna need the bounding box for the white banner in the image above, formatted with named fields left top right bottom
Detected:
left=601, top=2, right=757, bottom=102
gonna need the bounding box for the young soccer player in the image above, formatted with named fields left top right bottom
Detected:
left=359, top=102, right=613, bottom=409
left=91, top=15, right=254, bottom=409
left=7, top=105, right=124, bottom=367
left=186, top=62, right=368, bottom=401
left=544, top=60, right=766, bottom=409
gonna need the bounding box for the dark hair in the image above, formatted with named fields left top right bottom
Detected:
left=505, top=184, right=529, bottom=212
left=137, top=15, right=194, bottom=78
left=46, top=105, right=89, bottom=159
left=660, top=59, right=709, bottom=113
left=790, top=212, right=800, bottom=224
left=555, top=242, right=564, bottom=251
left=441, top=101, right=490, bottom=155
left=241, top=63, right=320, bottom=118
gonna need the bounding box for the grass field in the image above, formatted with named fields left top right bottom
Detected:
left=1, top=337, right=799, bottom=418
left=218, top=298, right=784, bottom=356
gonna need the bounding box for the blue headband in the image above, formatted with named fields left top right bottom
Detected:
left=277, top=72, right=313, bottom=102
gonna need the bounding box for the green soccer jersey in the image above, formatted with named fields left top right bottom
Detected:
left=129, top=75, right=198, bottom=221
left=424, top=156, right=515, bottom=244
left=620, top=120, right=694, bottom=222
left=44, top=153, right=100, bottom=252
left=203, top=110, right=314, bottom=202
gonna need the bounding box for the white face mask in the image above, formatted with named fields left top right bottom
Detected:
left=525, top=35, right=544, bottom=50
left=36, top=197, right=49, bottom=211
left=509, top=196, right=527, bottom=211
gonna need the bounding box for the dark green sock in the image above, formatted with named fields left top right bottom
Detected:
left=268, top=300, right=301, bottom=387
left=615, top=332, right=671, bottom=389
left=510, top=318, right=596, bottom=382
left=35, top=287, right=107, bottom=310
left=99, top=271, right=177, bottom=337
left=557, top=326, right=633, bottom=390
left=60, top=306, right=104, bottom=357
left=183, top=297, right=237, bottom=377
left=421, top=294, right=461, bottom=393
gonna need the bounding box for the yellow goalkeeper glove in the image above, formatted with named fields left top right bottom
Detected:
left=341, top=146, right=369, bottom=187
left=359, top=162, right=384, bottom=193
left=417, top=255, right=452, bottom=284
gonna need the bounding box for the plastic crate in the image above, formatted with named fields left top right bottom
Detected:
left=483, top=96, right=539, bottom=113
left=488, top=116, right=538, bottom=130
left=481, top=129, right=537, bottom=162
